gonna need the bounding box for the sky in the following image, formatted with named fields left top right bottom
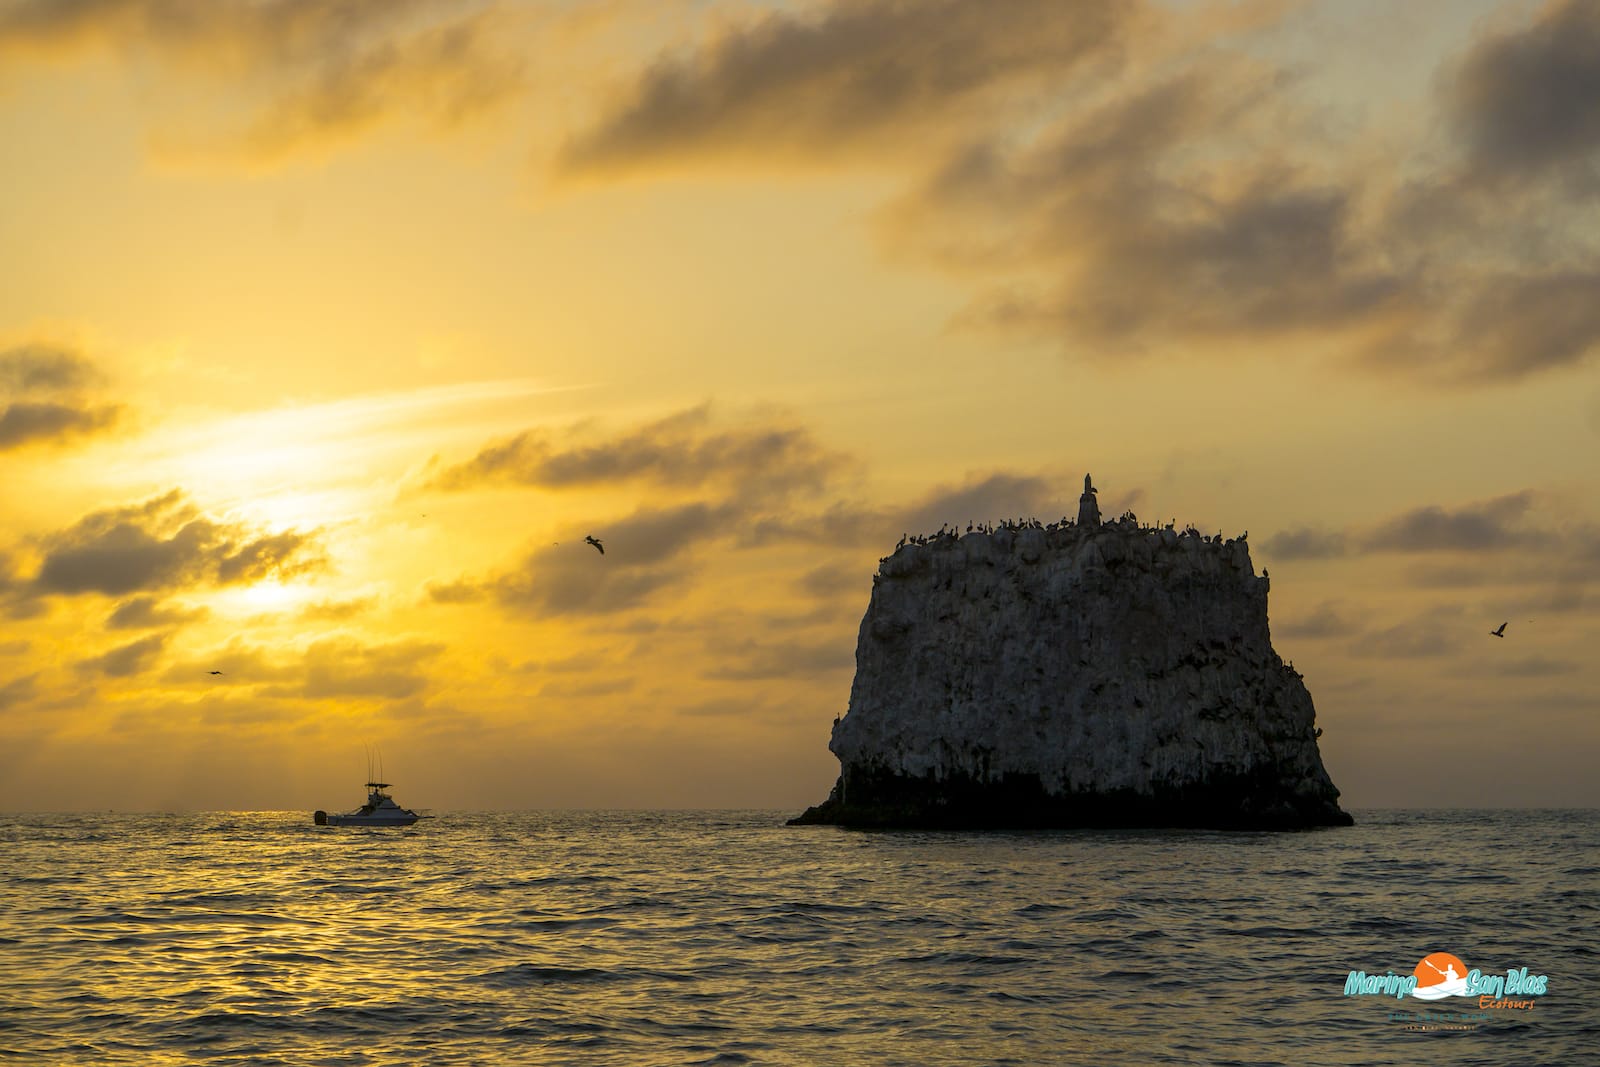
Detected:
left=1, top=0, right=1597, bottom=811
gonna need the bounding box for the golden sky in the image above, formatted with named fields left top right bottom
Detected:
left=2, top=0, right=1597, bottom=811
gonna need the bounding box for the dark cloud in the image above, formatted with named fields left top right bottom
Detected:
left=891, top=66, right=1402, bottom=353
left=427, top=407, right=872, bottom=617
left=0, top=0, right=521, bottom=161
left=1266, top=493, right=1554, bottom=562
left=1261, top=527, right=1347, bottom=561
left=487, top=501, right=727, bottom=617
left=0, top=673, right=37, bottom=709
left=1450, top=0, right=1600, bottom=188
left=738, top=501, right=884, bottom=549
left=427, top=405, right=843, bottom=500
left=25, top=490, right=325, bottom=600
left=896, top=471, right=1063, bottom=536
left=0, top=402, right=119, bottom=450
left=433, top=453, right=1085, bottom=620
left=0, top=344, right=120, bottom=450
left=1363, top=492, right=1545, bottom=553
left=1445, top=271, right=1600, bottom=380
left=559, top=0, right=1129, bottom=175
left=549, top=0, right=1597, bottom=385
left=80, top=632, right=170, bottom=677
left=0, top=343, right=101, bottom=392
left=106, top=594, right=206, bottom=630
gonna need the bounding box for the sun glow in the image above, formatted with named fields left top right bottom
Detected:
left=232, top=579, right=311, bottom=613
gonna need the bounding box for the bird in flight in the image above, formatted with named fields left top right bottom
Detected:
left=585, top=535, right=605, bottom=555
left=1490, top=622, right=1507, bottom=638
left=208, top=670, right=224, bottom=675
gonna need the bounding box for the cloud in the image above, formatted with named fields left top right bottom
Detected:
left=425, top=578, right=487, bottom=605
left=1363, top=492, right=1546, bottom=553
left=795, top=561, right=864, bottom=600
left=703, top=636, right=853, bottom=680
left=0, top=343, right=101, bottom=391
left=166, top=635, right=443, bottom=700
left=281, top=637, right=444, bottom=700
left=24, top=489, right=325, bottom=599
left=1347, top=611, right=1463, bottom=660
left=0, top=673, right=37, bottom=709
left=426, top=404, right=844, bottom=499
left=1275, top=602, right=1359, bottom=640
left=675, top=696, right=755, bottom=718
left=0, top=0, right=523, bottom=162
left=1449, top=0, right=1600, bottom=189
left=538, top=676, right=636, bottom=700
left=106, top=594, right=206, bottom=630
left=428, top=408, right=1096, bottom=622
left=484, top=500, right=727, bottom=617
left=80, top=632, right=170, bottom=677
left=297, top=596, right=374, bottom=621
left=0, top=402, right=120, bottom=449
left=558, top=0, right=1131, bottom=176
left=0, top=344, right=121, bottom=450
left=1464, top=655, right=1581, bottom=679
left=887, top=62, right=1405, bottom=355
left=549, top=1, right=1599, bottom=385
left=895, top=471, right=1064, bottom=536
left=1267, top=493, right=1555, bottom=563
left=426, top=406, right=872, bottom=617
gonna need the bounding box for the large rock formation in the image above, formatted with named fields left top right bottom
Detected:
left=791, top=480, right=1351, bottom=830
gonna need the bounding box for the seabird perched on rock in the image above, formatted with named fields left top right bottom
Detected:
left=585, top=535, right=605, bottom=555
left=1490, top=622, right=1507, bottom=638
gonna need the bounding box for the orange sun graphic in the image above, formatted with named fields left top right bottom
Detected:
left=1414, top=951, right=1469, bottom=989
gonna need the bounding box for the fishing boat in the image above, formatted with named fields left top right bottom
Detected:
left=314, top=780, right=421, bottom=827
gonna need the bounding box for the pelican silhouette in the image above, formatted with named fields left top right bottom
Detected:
left=585, top=535, right=605, bottom=555
left=1490, top=622, right=1507, bottom=638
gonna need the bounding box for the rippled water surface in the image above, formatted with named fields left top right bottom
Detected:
left=2, top=809, right=1596, bottom=1065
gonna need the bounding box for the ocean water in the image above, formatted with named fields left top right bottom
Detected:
left=1, top=809, right=1594, bottom=1066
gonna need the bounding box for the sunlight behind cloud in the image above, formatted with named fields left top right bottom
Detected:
left=116, top=378, right=588, bottom=520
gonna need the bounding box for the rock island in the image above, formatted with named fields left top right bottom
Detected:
left=791, top=476, right=1352, bottom=830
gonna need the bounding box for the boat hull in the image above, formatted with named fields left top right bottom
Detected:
left=322, top=813, right=418, bottom=827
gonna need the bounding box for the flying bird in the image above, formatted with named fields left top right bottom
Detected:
left=208, top=670, right=224, bottom=675
left=584, top=535, right=605, bottom=555
left=1490, top=622, right=1507, bottom=638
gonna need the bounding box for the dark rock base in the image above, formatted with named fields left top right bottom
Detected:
left=788, top=764, right=1353, bottom=830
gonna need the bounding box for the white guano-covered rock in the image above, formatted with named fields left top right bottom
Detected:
left=792, top=517, right=1350, bottom=829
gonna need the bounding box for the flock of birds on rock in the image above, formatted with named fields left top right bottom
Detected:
left=892, top=513, right=1241, bottom=553
left=883, top=514, right=1522, bottom=647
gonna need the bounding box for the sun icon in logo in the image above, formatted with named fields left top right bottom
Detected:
left=1412, top=952, right=1471, bottom=1000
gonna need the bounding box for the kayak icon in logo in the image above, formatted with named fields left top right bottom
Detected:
left=1412, top=952, right=1471, bottom=1001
